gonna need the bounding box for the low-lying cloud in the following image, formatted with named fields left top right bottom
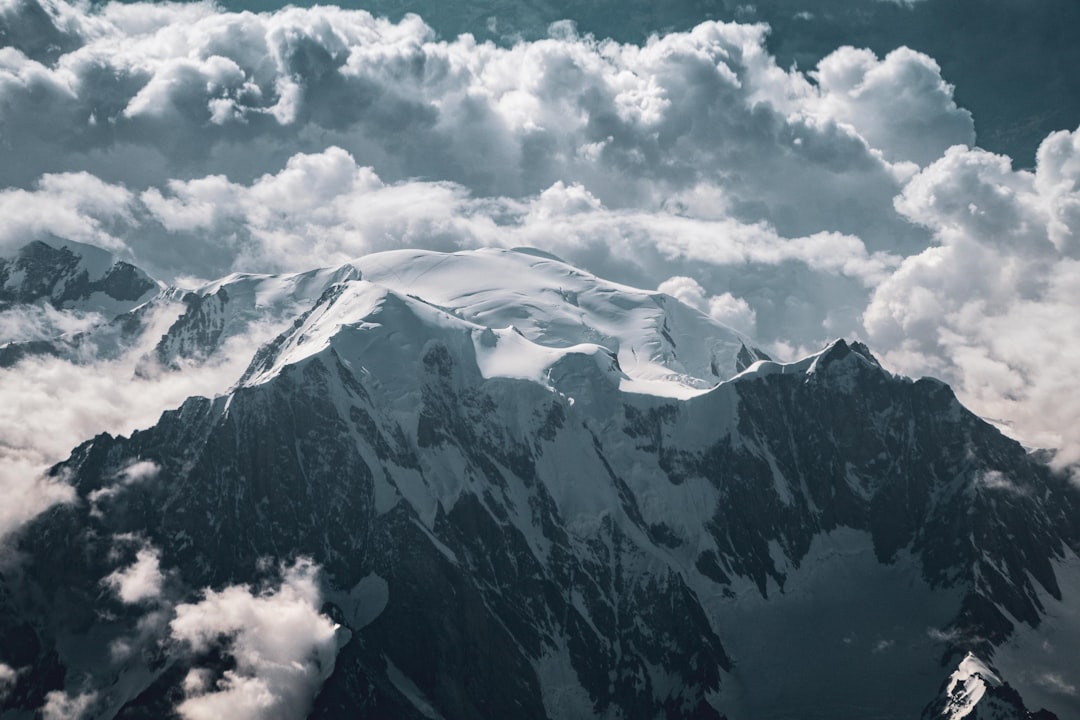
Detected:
left=170, top=558, right=341, bottom=720
left=0, top=303, right=284, bottom=544
left=104, top=538, right=165, bottom=604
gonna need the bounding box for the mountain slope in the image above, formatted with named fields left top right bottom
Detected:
left=0, top=250, right=1077, bottom=720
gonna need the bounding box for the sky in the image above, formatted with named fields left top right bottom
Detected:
left=0, top=0, right=1079, bottom=498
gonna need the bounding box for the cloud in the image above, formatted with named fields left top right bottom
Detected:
left=0, top=0, right=968, bottom=356
left=1036, top=672, right=1078, bottom=696
left=0, top=469, right=75, bottom=553
left=864, top=136, right=1080, bottom=467
left=0, top=304, right=105, bottom=345
left=0, top=303, right=284, bottom=545
left=104, top=541, right=165, bottom=604
left=116, top=459, right=160, bottom=484
left=88, top=460, right=161, bottom=513
left=136, top=150, right=902, bottom=284
left=658, top=276, right=757, bottom=334
left=0, top=2, right=946, bottom=246
left=0, top=142, right=898, bottom=349
left=873, top=639, right=895, bottom=653
left=0, top=172, right=134, bottom=256
left=0, top=662, right=16, bottom=702
left=170, top=558, right=341, bottom=720
left=973, top=470, right=1027, bottom=496
left=41, top=690, right=97, bottom=720
left=810, top=46, right=974, bottom=167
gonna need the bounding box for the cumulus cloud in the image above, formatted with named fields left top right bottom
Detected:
left=0, top=1, right=945, bottom=246
left=133, top=150, right=899, bottom=281
left=170, top=558, right=341, bottom=720
left=104, top=540, right=165, bottom=604
left=0, top=172, right=134, bottom=255
left=0, top=0, right=965, bottom=356
left=41, top=689, right=97, bottom=720
left=864, top=135, right=1080, bottom=467
left=658, top=276, right=757, bottom=334
left=810, top=46, right=973, bottom=167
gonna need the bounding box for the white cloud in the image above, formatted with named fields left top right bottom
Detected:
left=708, top=292, right=757, bottom=335
left=133, top=147, right=902, bottom=288
left=0, top=0, right=966, bottom=366
left=105, top=543, right=164, bottom=604
left=0, top=172, right=134, bottom=256
left=0, top=142, right=897, bottom=350
left=116, top=459, right=160, bottom=484
left=88, top=460, right=161, bottom=511
left=865, top=136, right=1080, bottom=467
left=41, top=690, right=97, bottom=720
left=0, top=2, right=942, bottom=248
left=811, top=46, right=973, bottom=167
left=170, top=558, right=341, bottom=720
left=0, top=305, right=105, bottom=345
left=0, top=467, right=75, bottom=551
left=0, top=663, right=17, bottom=701
left=658, top=276, right=711, bottom=312
left=657, top=276, right=757, bottom=334
left=974, top=470, right=1026, bottom=495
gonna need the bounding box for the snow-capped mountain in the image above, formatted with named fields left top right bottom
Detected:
left=0, top=240, right=162, bottom=365
left=1, top=241, right=764, bottom=384
left=0, top=239, right=159, bottom=316
left=0, top=244, right=1077, bottom=720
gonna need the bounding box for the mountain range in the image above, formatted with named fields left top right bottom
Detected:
left=1, top=239, right=1078, bottom=720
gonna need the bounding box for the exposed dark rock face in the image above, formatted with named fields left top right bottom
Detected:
left=154, top=289, right=231, bottom=368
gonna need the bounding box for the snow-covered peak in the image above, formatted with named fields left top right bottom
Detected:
left=236, top=248, right=759, bottom=400
left=353, top=247, right=752, bottom=388
left=945, top=654, right=1002, bottom=717
left=929, top=653, right=1025, bottom=720
left=0, top=239, right=160, bottom=318
left=732, top=338, right=894, bottom=389
left=193, top=263, right=361, bottom=312
left=240, top=278, right=653, bottom=409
